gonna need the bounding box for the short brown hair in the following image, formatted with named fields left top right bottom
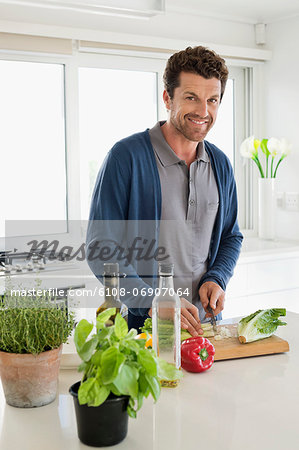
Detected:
left=163, top=46, right=228, bottom=100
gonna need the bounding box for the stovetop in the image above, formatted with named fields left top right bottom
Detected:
left=0, top=250, right=77, bottom=277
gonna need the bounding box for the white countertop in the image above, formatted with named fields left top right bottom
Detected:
left=0, top=312, right=298, bottom=450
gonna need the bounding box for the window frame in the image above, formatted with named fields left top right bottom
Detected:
left=76, top=51, right=164, bottom=221
left=225, top=59, right=264, bottom=237
left=0, top=51, right=82, bottom=251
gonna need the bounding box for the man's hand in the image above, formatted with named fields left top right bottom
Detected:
left=148, top=297, right=203, bottom=337
left=199, top=281, right=225, bottom=318
left=180, top=297, right=203, bottom=337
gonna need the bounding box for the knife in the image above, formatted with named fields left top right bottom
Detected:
left=207, top=304, right=217, bottom=333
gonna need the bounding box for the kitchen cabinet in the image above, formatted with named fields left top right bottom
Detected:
left=0, top=312, right=298, bottom=450
left=224, top=238, right=299, bottom=319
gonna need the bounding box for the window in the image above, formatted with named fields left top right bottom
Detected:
left=209, top=66, right=247, bottom=229
left=0, top=59, right=67, bottom=237
left=0, top=47, right=253, bottom=244
left=207, top=78, right=235, bottom=165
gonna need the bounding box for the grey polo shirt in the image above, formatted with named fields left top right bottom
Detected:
left=149, top=121, right=219, bottom=321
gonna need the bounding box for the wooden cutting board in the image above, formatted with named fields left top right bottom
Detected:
left=209, top=324, right=290, bottom=361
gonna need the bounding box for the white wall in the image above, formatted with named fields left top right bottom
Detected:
left=264, top=17, right=299, bottom=240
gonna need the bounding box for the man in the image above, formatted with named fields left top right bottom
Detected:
left=86, top=46, right=243, bottom=336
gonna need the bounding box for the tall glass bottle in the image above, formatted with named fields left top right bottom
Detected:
left=152, top=263, right=181, bottom=387
left=96, top=263, right=122, bottom=325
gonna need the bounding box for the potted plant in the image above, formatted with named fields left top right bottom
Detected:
left=69, top=308, right=182, bottom=447
left=240, top=136, right=292, bottom=239
left=0, top=283, right=75, bottom=408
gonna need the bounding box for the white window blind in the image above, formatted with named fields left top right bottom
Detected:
left=0, top=33, right=73, bottom=55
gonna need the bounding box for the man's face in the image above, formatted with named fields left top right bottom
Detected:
left=163, top=72, right=221, bottom=142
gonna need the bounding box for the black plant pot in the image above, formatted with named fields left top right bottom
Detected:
left=69, top=381, right=129, bottom=447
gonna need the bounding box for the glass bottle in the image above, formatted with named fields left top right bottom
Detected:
left=152, top=262, right=181, bottom=387
left=96, top=263, right=122, bottom=325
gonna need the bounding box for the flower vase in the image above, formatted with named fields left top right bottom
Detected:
left=258, top=178, right=276, bottom=240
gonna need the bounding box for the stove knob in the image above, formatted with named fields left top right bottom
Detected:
left=26, top=263, right=34, bottom=271
left=37, top=262, right=45, bottom=270
left=4, top=265, right=12, bottom=273
left=15, top=264, right=23, bottom=272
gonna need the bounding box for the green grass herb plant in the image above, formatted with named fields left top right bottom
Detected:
left=74, top=308, right=183, bottom=418
left=0, top=285, right=75, bottom=354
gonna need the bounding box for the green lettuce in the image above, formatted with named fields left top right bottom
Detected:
left=238, top=308, right=287, bottom=343
left=141, top=318, right=214, bottom=343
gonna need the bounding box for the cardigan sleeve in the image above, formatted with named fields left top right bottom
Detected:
left=199, top=163, right=243, bottom=291
left=86, top=150, right=154, bottom=316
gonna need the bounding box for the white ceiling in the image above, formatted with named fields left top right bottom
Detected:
left=0, top=0, right=298, bottom=27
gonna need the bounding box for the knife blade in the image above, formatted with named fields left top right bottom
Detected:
left=207, top=304, right=217, bottom=333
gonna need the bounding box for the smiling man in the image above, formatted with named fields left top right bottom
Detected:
left=87, top=46, right=243, bottom=335
left=163, top=73, right=220, bottom=145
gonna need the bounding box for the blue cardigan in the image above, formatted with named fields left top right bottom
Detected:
left=87, top=129, right=243, bottom=324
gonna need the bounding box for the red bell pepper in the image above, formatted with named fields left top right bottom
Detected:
left=181, top=337, right=215, bottom=373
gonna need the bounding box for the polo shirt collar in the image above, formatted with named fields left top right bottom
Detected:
left=197, top=141, right=210, bottom=163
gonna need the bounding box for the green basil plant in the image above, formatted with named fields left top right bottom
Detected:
left=74, top=308, right=183, bottom=418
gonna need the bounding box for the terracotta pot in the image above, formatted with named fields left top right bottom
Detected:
left=0, top=345, right=62, bottom=408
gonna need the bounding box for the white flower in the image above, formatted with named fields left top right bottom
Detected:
left=268, top=137, right=292, bottom=158
left=240, top=135, right=291, bottom=178
left=240, top=136, right=259, bottom=158
left=267, top=137, right=283, bottom=158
